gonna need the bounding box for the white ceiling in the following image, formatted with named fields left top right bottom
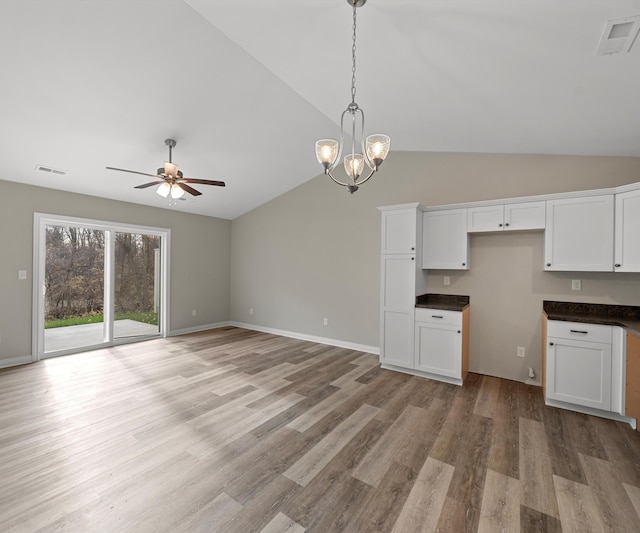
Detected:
left=2, top=0, right=639, bottom=219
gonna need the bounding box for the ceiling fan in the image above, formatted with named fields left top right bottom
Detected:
left=106, top=138, right=225, bottom=200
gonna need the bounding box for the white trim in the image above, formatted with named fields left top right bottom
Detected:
left=0, top=355, right=33, bottom=369
left=377, top=202, right=424, bottom=212
left=169, top=322, right=232, bottom=336
left=421, top=181, right=640, bottom=212
left=229, top=321, right=380, bottom=355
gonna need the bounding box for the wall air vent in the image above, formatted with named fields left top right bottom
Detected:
left=35, top=164, right=67, bottom=176
left=595, top=15, right=640, bottom=55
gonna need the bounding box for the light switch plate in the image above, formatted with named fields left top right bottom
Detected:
left=18, top=270, right=27, bottom=280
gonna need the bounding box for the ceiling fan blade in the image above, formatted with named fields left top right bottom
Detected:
left=182, top=178, right=226, bottom=187
left=106, top=166, right=160, bottom=179
left=178, top=182, right=202, bottom=196
left=134, top=181, right=163, bottom=189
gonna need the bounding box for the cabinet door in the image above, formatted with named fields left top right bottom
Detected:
left=422, top=209, right=469, bottom=270
left=546, top=337, right=612, bottom=410
left=504, top=201, right=545, bottom=231
left=615, top=189, right=640, bottom=272
left=381, top=209, right=417, bottom=254
left=467, top=205, right=504, bottom=232
left=380, top=255, right=416, bottom=368
left=382, top=310, right=414, bottom=368
left=381, top=255, right=416, bottom=309
left=544, top=195, right=614, bottom=271
left=414, top=322, right=462, bottom=378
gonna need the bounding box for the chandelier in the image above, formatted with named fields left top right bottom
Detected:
left=315, top=0, right=390, bottom=194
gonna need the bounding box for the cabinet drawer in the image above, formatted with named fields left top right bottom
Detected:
left=415, top=308, right=462, bottom=326
left=547, top=320, right=612, bottom=344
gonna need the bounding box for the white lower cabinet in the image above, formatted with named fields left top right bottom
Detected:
left=382, top=309, right=414, bottom=368
left=413, top=308, right=468, bottom=385
left=546, top=320, right=624, bottom=414
left=415, top=321, right=461, bottom=378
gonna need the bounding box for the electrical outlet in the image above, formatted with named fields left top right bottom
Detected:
left=249, top=307, right=254, bottom=315
left=517, top=346, right=525, bottom=357
left=192, top=309, right=197, bottom=316
left=18, top=270, right=27, bottom=280
left=572, top=279, right=581, bottom=291
left=444, top=276, right=450, bottom=286
left=323, top=318, right=328, bottom=326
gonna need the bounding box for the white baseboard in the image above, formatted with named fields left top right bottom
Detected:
left=0, top=355, right=34, bottom=369
left=169, top=321, right=232, bottom=337
left=229, top=321, right=379, bottom=355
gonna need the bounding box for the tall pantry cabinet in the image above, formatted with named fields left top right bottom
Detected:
left=378, top=204, right=428, bottom=368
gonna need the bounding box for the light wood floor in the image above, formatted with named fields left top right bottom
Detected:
left=1, top=327, right=640, bottom=532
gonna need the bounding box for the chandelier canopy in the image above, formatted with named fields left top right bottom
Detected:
left=315, top=0, right=390, bottom=194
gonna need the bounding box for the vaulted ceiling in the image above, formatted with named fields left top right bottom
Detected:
left=2, top=0, right=639, bottom=219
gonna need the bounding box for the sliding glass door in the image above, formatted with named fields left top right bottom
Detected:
left=34, top=214, right=170, bottom=359
left=113, top=232, right=161, bottom=340
left=43, top=224, right=106, bottom=353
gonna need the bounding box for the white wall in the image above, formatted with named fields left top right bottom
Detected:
left=230, top=151, right=640, bottom=382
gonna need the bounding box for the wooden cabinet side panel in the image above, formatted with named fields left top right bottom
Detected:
left=625, top=332, right=640, bottom=430
left=542, top=314, right=547, bottom=399
left=462, top=307, right=470, bottom=382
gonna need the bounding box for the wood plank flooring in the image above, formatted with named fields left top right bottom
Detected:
left=1, top=326, right=640, bottom=532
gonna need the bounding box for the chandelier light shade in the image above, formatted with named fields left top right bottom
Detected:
left=315, top=0, right=390, bottom=194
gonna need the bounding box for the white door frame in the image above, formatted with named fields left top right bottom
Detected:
left=32, top=213, right=171, bottom=360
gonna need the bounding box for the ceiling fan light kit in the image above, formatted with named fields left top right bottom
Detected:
left=106, top=138, right=225, bottom=206
left=315, top=0, right=390, bottom=194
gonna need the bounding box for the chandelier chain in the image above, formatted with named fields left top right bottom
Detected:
left=351, top=1, right=357, bottom=105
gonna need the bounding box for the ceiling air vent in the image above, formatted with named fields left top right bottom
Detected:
left=35, top=164, right=67, bottom=176
left=595, top=15, right=640, bottom=55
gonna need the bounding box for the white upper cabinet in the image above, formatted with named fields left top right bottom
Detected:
left=422, top=209, right=469, bottom=270
left=467, top=205, right=504, bottom=232
left=544, top=195, right=614, bottom=271
left=615, top=189, right=640, bottom=272
left=504, top=201, right=546, bottom=231
left=380, top=205, right=418, bottom=254
left=468, top=201, right=545, bottom=232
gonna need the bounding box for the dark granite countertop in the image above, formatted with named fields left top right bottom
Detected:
left=544, top=301, right=640, bottom=338
left=416, top=293, right=469, bottom=312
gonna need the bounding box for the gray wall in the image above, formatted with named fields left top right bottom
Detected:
left=230, top=151, right=640, bottom=382
left=0, top=179, right=231, bottom=363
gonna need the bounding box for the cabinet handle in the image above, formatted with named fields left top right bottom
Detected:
left=498, top=223, right=503, bottom=227
left=549, top=342, right=554, bottom=346
left=411, top=247, right=415, bottom=251
left=546, top=263, right=551, bottom=267
left=457, top=330, right=461, bottom=334
left=411, top=257, right=415, bottom=261
left=505, top=223, right=510, bottom=227
left=462, top=262, right=466, bottom=266
left=432, top=315, right=443, bottom=319
left=615, top=263, right=621, bottom=268
left=570, top=329, right=588, bottom=334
